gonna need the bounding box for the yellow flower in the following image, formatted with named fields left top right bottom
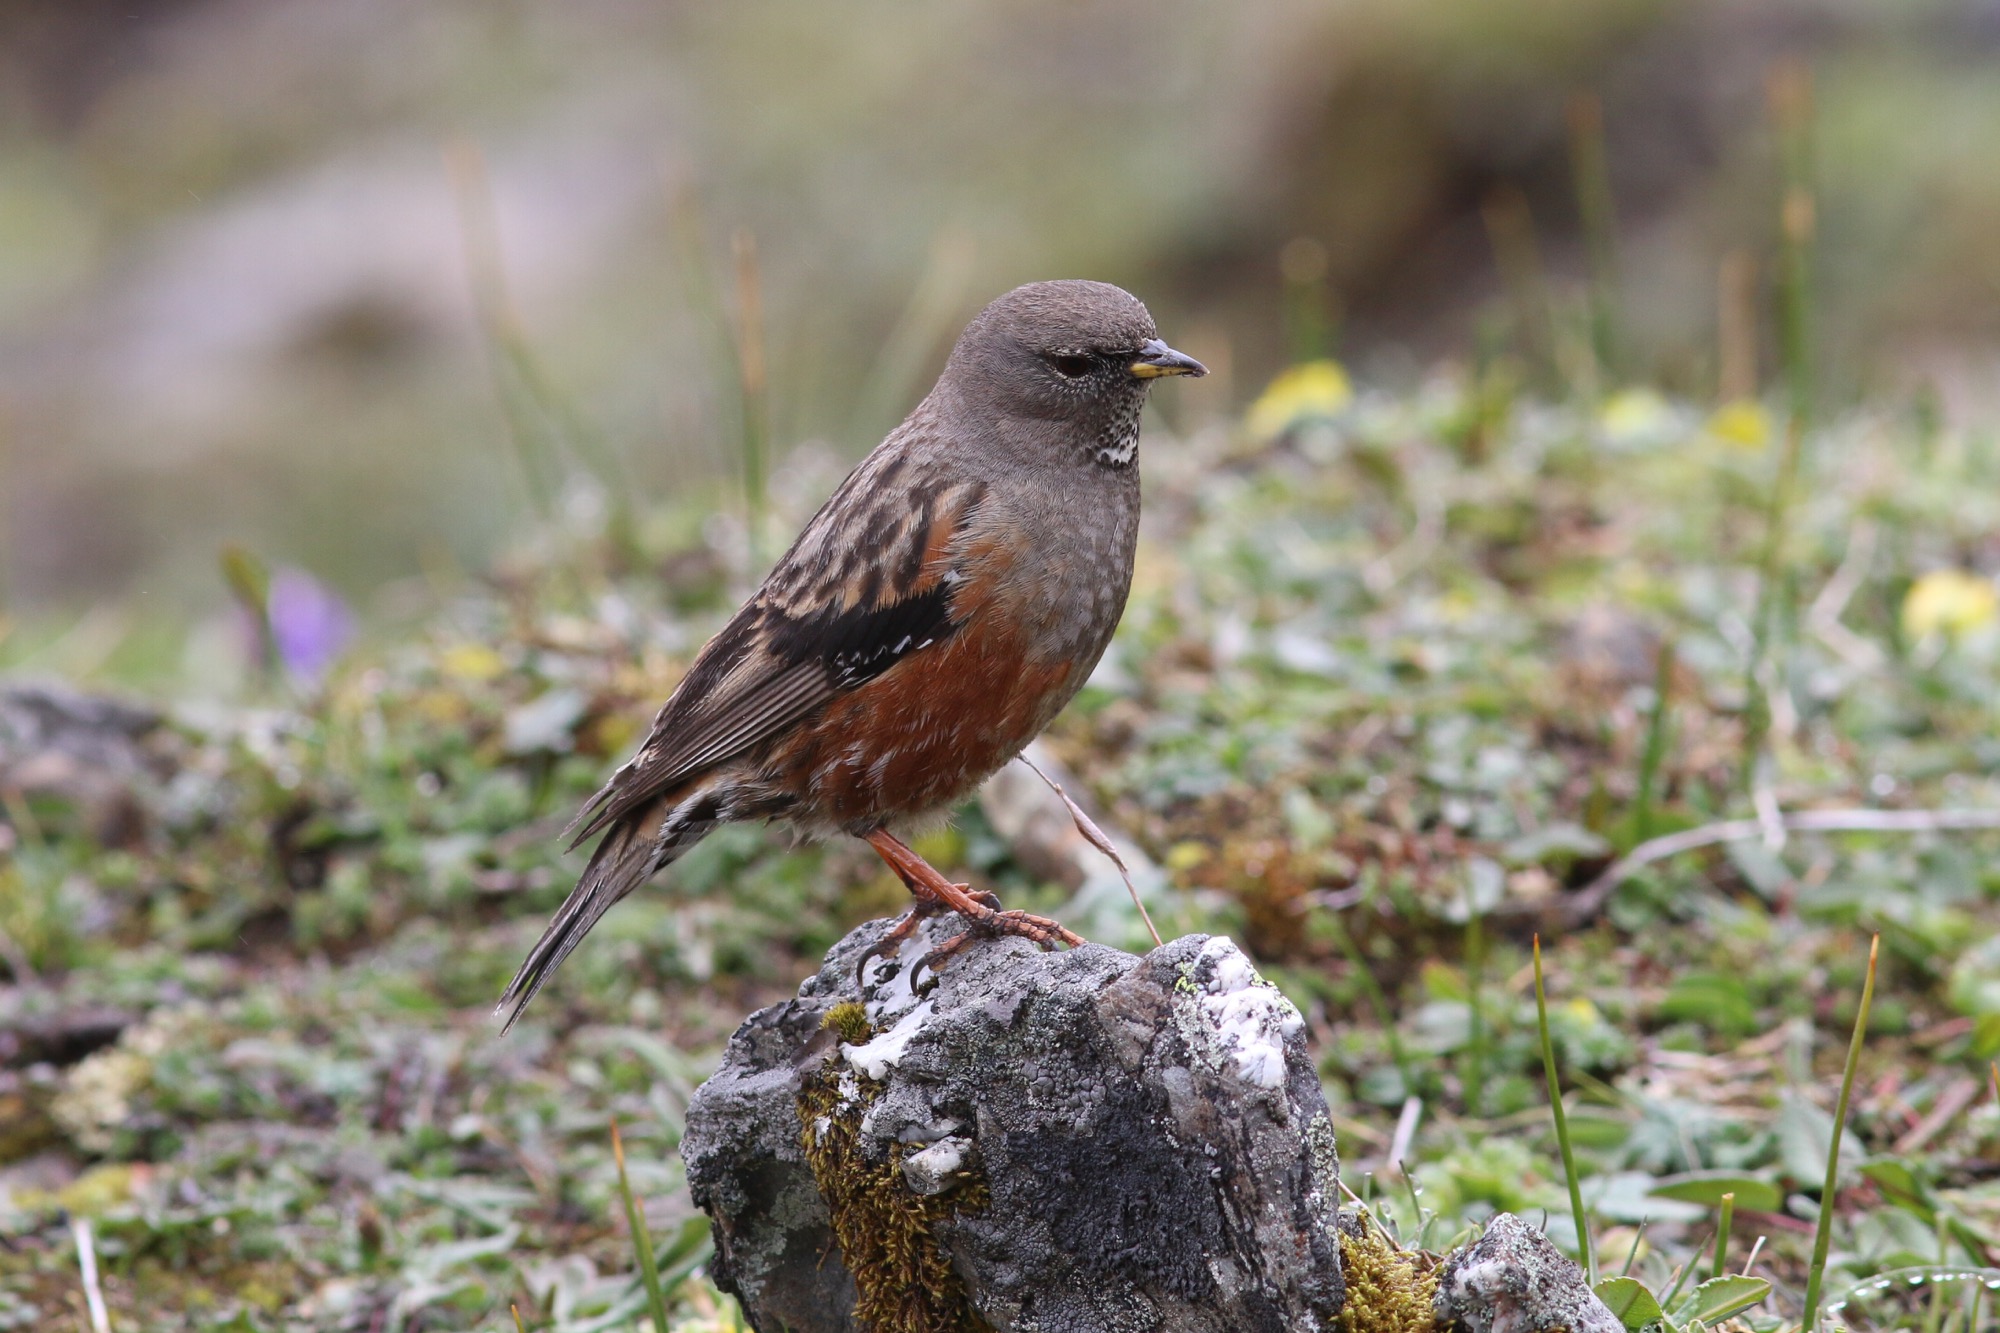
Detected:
left=1706, top=399, right=1773, bottom=450
left=1903, top=570, right=1998, bottom=640
left=1246, top=360, right=1352, bottom=439
left=440, top=643, right=506, bottom=682
left=1597, top=387, right=1671, bottom=444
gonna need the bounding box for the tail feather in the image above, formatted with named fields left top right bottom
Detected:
left=497, top=796, right=712, bottom=1031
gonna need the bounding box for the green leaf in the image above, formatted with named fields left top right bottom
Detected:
left=1566, top=1108, right=1633, bottom=1152
left=1593, top=1276, right=1665, bottom=1330
left=1649, top=1171, right=1783, bottom=1214
left=1776, top=1090, right=1839, bottom=1187
left=1724, top=840, right=1789, bottom=900
left=1970, top=1012, right=2000, bottom=1059
left=219, top=542, right=272, bottom=613
left=655, top=1214, right=714, bottom=1277
left=1673, top=1273, right=1770, bottom=1323
left=1656, top=972, right=1758, bottom=1038
left=1859, top=1159, right=1935, bottom=1223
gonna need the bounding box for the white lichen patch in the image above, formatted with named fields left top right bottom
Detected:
left=1303, top=1112, right=1342, bottom=1231
left=841, top=999, right=934, bottom=1081
left=51, top=1005, right=207, bottom=1155
left=1173, top=937, right=1303, bottom=1090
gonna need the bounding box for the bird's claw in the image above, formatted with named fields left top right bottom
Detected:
left=854, top=883, right=998, bottom=989
left=855, top=900, right=940, bottom=990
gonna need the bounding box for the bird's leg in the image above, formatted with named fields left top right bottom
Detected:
left=854, top=831, right=1001, bottom=987
left=860, top=829, right=1082, bottom=988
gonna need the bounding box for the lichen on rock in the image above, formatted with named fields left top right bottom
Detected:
left=1430, top=1213, right=1623, bottom=1333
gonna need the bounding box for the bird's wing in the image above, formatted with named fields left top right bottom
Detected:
left=566, top=455, right=988, bottom=847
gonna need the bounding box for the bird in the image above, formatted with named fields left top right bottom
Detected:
left=497, top=280, right=1205, bottom=1029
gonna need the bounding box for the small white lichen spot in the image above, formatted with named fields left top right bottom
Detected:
left=901, top=1135, right=972, bottom=1196
left=1176, top=937, right=1304, bottom=1090
left=841, top=999, right=934, bottom=1081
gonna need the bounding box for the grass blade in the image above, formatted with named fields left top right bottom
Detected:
left=611, top=1119, right=673, bottom=1332
left=732, top=228, right=770, bottom=570
left=219, top=543, right=277, bottom=682
left=851, top=228, right=976, bottom=443
left=1770, top=59, right=1816, bottom=430
left=1337, top=927, right=1419, bottom=1101
left=1801, top=934, right=1878, bottom=1331
left=445, top=139, right=560, bottom=522
left=1280, top=236, right=1336, bottom=364
left=1713, top=1190, right=1736, bottom=1281
left=1620, top=1222, right=1648, bottom=1277
left=1716, top=249, right=1758, bottom=403
left=1534, top=935, right=1594, bottom=1282
left=1481, top=185, right=1556, bottom=387
left=1632, top=637, right=1676, bottom=844
left=1464, top=909, right=1486, bottom=1119
left=1566, top=91, right=1622, bottom=385
left=1659, top=1249, right=1702, bottom=1311
left=1743, top=60, right=1816, bottom=792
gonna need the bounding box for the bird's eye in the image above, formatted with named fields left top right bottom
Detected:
left=1049, top=352, right=1095, bottom=379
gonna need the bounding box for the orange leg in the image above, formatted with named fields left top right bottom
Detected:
left=858, top=828, right=1082, bottom=989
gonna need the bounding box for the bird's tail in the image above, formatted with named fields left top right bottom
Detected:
left=496, top=790, right=712, bottom=1031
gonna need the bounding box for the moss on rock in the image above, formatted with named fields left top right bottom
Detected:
left=794, top=1007, right=993, bottom=1333
left=1336, top=1213, right=1441, bottom=1333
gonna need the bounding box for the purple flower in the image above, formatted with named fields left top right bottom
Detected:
left=266, top=567, right=354, bottom=681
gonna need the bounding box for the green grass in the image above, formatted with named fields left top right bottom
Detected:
left=6, top=343, right=2000, bottom=1328
left=1534, top=935, right=1594, bottom=1285
left=1803, top=936, right=1879, bottom=1331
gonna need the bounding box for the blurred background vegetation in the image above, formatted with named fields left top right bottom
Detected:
left=7, top=3, right=2000, bottom=1331
left=4, top=0, right=2000, bottom=670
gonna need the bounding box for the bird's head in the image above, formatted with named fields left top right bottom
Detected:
left=942, top=279, right=1205, bottom=469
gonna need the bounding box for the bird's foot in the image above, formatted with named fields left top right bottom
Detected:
left=861, top=826, right=1080, bottom=992
left=910, top=907, right=1084, bottom=994
left=854, top=886, right=1004, bottom=989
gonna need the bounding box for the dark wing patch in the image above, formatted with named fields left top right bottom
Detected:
left=774, top=579, right=960, bottom=690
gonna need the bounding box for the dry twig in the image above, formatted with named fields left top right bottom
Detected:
left=1017, top=753, right=1162, bottom=946
left=1562, top=807, right=2000, bottom=923
left=73, top=1216, right=112, bottom=1333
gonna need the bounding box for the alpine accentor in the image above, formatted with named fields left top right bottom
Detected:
left=500, top=280, right=1204, bottom=1027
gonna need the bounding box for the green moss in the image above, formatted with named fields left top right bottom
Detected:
left=823, top=1001, right=873, bottom=1044
left=1336, top=1216, right=1441, bottom=1333
left=796, top=1011, right=993, bottom=1333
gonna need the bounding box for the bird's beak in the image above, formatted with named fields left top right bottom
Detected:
left=1128, top=338, right=1208, bottom=379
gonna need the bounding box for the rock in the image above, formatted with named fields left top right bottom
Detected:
left=681, top=917, right=1346, bottom=1333
left=0, top=1003, right=135, bottom=1069
left=0, top=682, right=170, bottom=846
left=1431, top=1212, right=1623, bottom=1333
